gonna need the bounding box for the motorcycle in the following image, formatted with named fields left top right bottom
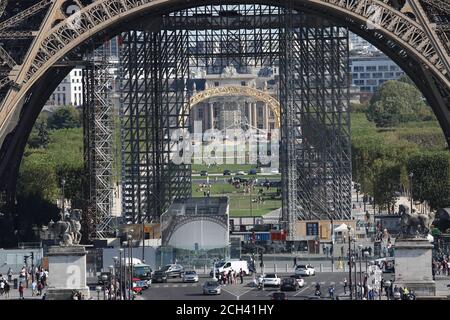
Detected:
left=315, top=289, right=321, bottom=297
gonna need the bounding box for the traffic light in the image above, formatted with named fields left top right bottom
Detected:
left=23, top=255, right=29, bottom=264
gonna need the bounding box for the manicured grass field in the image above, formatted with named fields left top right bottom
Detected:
left=192, top=182, right=281, bottom=217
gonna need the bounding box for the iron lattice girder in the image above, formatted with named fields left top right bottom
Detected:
left=83, top=56, right=115, bottom=239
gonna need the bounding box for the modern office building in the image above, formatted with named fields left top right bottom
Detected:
left=349, top=53, right=406, bottom=100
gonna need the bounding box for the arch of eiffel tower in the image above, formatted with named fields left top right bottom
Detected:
left=0, top=0, right=448, bottom=240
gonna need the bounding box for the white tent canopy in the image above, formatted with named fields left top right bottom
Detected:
left=334, top=223, right=349, bottom=233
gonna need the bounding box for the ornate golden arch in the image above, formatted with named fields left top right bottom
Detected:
left=182, top=86, right=281, bottom=128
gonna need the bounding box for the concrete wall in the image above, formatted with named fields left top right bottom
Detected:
left=168, top=220, right=228, bottom=251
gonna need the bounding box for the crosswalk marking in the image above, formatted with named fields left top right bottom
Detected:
left=163, top=284, right=169, bottom=288
left=182, top=284, right=187, bottom=288
left=173, top=284, right=178, bottom=288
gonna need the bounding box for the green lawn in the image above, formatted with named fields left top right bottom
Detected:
left=191, top=183, right=281, bottom=217
left=191, top=163, right=256, bottom=174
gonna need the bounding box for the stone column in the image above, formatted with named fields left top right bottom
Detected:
left=264, top=103, right=269, bottom=130
left=209, top=103, right=214, bottom=129
left=252, top=102, right=257, bottom=128
left=247, top=101, right=252, bottom=127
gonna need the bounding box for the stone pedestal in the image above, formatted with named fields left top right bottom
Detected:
left=394, top=238, right=436, bottom=297
left=46, top=246, right=90, bottom=300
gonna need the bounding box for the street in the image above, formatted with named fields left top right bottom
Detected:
left=141, top=272, right=395, bottom=300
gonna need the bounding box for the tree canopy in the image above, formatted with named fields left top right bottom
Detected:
left=47, top=105, right=81, bottom=130
left=366, top=80, right=433, bottom=127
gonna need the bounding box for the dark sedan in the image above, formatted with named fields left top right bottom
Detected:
left=280, top=277, right=299, bottom=291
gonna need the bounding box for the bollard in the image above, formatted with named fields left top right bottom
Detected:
left=204, top=265, right=207, bottom=274
left=320, top=264, right=323, bottom=272
left=274, top=264, right=277, bottom=273
left=286, top=264, right=288, bottom=273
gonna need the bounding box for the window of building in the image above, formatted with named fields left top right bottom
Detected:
left=366, top=79, right=377, bottom=86
left=198, top=108, right=203, bottom=118
left=378, top=65, right=388, bottom=71
left=258, top=106, right=263, bottom=117
left=257, top=124, right=263, bottom=129
left=214, top=82, right=219, bottom=87
left=352, top=73, right=358, bottom=79
left=214, top=107, right=219, bottom=117
left=63, top=87, right=66, bottom=91
left=269, top=110, right=274, bottom=118
left=270, top=123, right=275, bottom=130
left=372, top=72, right=383, bottom=78
left=384, top=72, right=394, bottom=78
left=353, top=66, right=364, bottom=72
left=360, top=86, right=371, bottom=92
left=306, top=223, right=319, bottom=236
left=390, top=65, right=398, bottom=71
left=241, top=81, right=246, bottom=86
left=360, top=73, right=371, bottom=79
left=396, top=72, right=404, bottom=77
left=366, top=66, right=377, bottom=71
left=354, top=80, right=364, bottom=85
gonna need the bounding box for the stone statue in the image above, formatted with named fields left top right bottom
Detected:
left=222, top=64, right=237, bottom=77
left=399, top=204, right=436, bottom=237
left=48, top=209, right=82, bottom=246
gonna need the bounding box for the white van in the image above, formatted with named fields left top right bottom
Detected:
left=210, top=259, right=250, bottom=276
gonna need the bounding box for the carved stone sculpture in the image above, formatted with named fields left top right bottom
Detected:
left=48, top=209, right=82, bottom=246
left=399, top=204, right=436, bottom=237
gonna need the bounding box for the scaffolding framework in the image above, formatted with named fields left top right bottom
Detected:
left=83, top=57, right=115, bottom=239
left=120, top=29, right=191, bottom=224
left=120, top=4, right=351, bottom=234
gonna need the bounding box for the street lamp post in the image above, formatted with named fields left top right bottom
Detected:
left=109, top=265, right=114, bottom=300
left=101, top=274, right=108, bottom=300
left=347, top=225, right=352, bottom=300
left=118, top=248, right=123, bottom=300
left=409, top=172, right=414, bottom=210
left=113, top=257, right=118, bottom=300
left=128, top=231, right=134, bottom=300
left=353, top=239, right=357, bottom=299
left=61, top=178, right=66, bottom=217
left=358, top=244, right=363, bottom=297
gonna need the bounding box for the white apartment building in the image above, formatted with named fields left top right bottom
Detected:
left=349, top=32, right=380, bottom=55
left=47, top=67, right=84, bottom=107
left=350, top=53, right=405, bottom=99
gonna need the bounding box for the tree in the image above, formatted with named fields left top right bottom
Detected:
left=407, top=152, right=450, bottom=210
left=47, top=105, right=81, bottom=130
left=366, top=80, right=431, bottom=127
left=371, top=159, right=401, bottom=213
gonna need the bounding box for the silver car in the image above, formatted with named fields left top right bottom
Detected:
left=202, top=280, right=221, bottom=295
left=183, top=271, right=199, bottom=283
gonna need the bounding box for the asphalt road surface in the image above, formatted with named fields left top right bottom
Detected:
left=141, top=272, right=395, bottom=300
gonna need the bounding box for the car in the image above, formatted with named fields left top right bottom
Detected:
left=200, top=170, right=208, bottom=176
left=202, top=280, right=221, bottom=295
left=262, top=273, right=281, bottom=287
left=271, top=292, right=287, bottom=300
left=182, top=271, right=199, bottom=283
left=280, top=277, right=299, bottom=291
left=295, top=264, right=315, bottom=276
left=236, top=170, right=246, bottom=175
left=152, top=270, right=168, bottom=283
left=248, top=168, right=257, bottom=175
left=223, top=170, right=231, bottom=176
left=289, top=274, right=305, bottom=287
left=160, top=264, right=184, bottom=278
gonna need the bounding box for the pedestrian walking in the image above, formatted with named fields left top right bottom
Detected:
left=37, top=282, right=43, bottom=296
left=343, top=278, right=347, bottom=294
left=31, top=280, right=37, bottom=296
left=293, top=257, right=297, bottom=267
left=4, top=282, right=9, bottom=299
left=18, top=282, right=24, bottom=299
left=239, top=269, right=244, bottom=284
